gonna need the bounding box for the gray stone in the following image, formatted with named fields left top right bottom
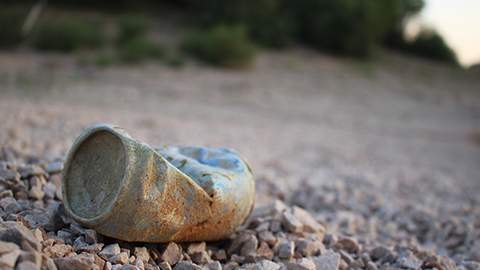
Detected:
left=286, top=258, right=316, bottom=270
left=43, top=244, right=71, bottom=258
left=48, top=174, right=62, bottom=189
left=339, top=250, right=354, bottom=265
left=73, top=236, right=87, bottom=248
left=370, top=246, right=391, bottom=261
left=0, top=240, right=20, bottom=255
left=19, top=165, right=44, bottom=178
left=256, top=260, right=281, bottom=270
left=36, top=209, right=64, bottom=231
left=145, top=264, right=161, bottom=270
left=223, top=262, right=238, bottom=270
left=397, top=257, right=421, bottom=270
left=211, top=250, right=227, bottom=262
left=227, top=234, right=251, bottom=256
left=46, top=162, right=63, bottom=174
left=187, top=242, right=206, bottom=256
left=158, top=261, right=172, bottom=270
left=277, top=241, right=294, bottom=259
left=247, top=200, right=287, bottom=221
left=74, top=243, right=103, bottom=254
left=240, top=234, right=258, bottom=257
left=205, top=261, right=222, bottom=270
left=0, top=169, right=20, bottom=183
left=295, top=240, right=316, bottom=257
left=54, top=255, right=95, bottom=270
left=348, top=259, right=365, bottom=269
left=281, top=212, right=303, bottom=233
left=55, top=187, right=63, bottom=202
left=291, top=206, right=325, bottom=235
left=161, top=242, right=183, bottom=266
left=230, top=254, right=244, bottom=264
left=41, top=257, right=57, bottom=270
left=312, top=251, right=341, bottom=270
left=245, top=242, right=274, bottom=263
left=366, top=261, right=378, bottom=270
left=463, top=261, right=480, bottom=270
left=0, top=189, right=13, bottom=199
left=109, top=252, right=130, bottom=264
left=29, top=177, right=43, bottom=190
left=17, top=250, right=42, bottom=268
left=173, top=261, right=207, bottom=270
left=191, top=251, right=211, bottom=265
left=133, top=256, right=145, bottom=270
left=84, top=229, right=98, bottom=244
left=134, top=247, right=150, bottom=264
left=338, top=237, right=358, bottom=253
left=255, top=222, right=271, bottom=233
left=0, top=225, right=41, bottom=252
left=70, top=224, right=87, bottom=236
left=28, top=187, right=44, bottom=201
left=0, top=248, right=21, bottom=268
left=16, top=260, right=41, bottom=270
left=0, top=197, right=22, bottom=214
left=121, top=264, right=141, bottom=270
left=56, top=230, right=74, bottom=244
left=42, top=183, right=56, bottom=201
left=270, top=221, right=281, bottom=233
left=258, top=231, right=276, bottom=246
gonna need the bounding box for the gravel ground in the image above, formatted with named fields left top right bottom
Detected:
left=0, top=49, right=479, bottom=270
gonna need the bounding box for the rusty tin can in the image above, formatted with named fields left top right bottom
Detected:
left=62, top=124, right=255, bottom=242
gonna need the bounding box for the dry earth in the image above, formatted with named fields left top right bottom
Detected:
left=0, top=48, right=480, bottom=270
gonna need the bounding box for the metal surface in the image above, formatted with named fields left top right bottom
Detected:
left=62, top=124, right=255, bottom=242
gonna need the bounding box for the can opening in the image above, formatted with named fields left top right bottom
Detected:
left=64, top=130, right=126, bottom=220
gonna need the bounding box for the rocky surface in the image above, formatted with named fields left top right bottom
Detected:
left=1, top=50, right=480, bottom=270
left=0, top=148, right=479, bottom=270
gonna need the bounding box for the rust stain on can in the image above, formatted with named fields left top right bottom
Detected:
left=62, top=124, right=255, bottom=242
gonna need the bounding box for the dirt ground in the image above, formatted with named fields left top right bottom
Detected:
left=1, top=48, right=480, bottom=206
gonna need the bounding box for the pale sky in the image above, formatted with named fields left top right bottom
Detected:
left=421, top=0, right=480, bottom=67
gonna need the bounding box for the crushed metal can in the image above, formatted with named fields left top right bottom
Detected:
left=62, top=124, right=255, bottom=242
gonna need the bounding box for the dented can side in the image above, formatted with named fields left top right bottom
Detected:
left=62, top=124, right=255, bottom=242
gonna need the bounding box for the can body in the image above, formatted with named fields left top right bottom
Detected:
left=62, top=124, right=255, bottom=242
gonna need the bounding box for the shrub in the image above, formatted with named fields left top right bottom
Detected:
left=119, top=37, right=152, bottom=63
left=95, top=53, right=116, bottom=67
left=185, top=0, right=426, bottom=58
left=35, top=18, right=105, bottom=52
left=182, top=24, right=256, bottom=68
left=293, top=0, right=382, bottom=58
left=166, top=53, right=186, bottom=68
left=403, top=30, right=459, bottom=65
left=149, top=43, right=166, bottom=60
left=117, top=14, right=150, bottom=44
left=186, top=0, right=296, bottom=49
left=0, top=7, right=28, bottom=48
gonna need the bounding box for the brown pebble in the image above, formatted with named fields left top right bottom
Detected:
left=161, top=242, right=183, bottom=265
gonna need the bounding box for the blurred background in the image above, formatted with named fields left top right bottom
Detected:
left=1, top=0, right=480, bottom=253
left=1, top=0, right=479, bottom=189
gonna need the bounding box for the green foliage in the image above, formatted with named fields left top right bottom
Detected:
left=119, top=37, right=152, bottom=63
left=293, top=0, right=380, bottom=58
left=35, top=18, right=105, bottom=52
left=0, top=7, right=28, bottom=48
left=403, top=30, right=459, bottom=65
left=185, top=0, right=428, bottom=59
left=182, top=24, right=257, bottom=68
left=117, top=14, right=150, bottom=44
left=149, top=44, right=166, bottom=60
left=95, top=53, right=116, bottom=67
left=166, top=53, right=186, bottom=68
left=187, top=0, right=296, bottom=49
